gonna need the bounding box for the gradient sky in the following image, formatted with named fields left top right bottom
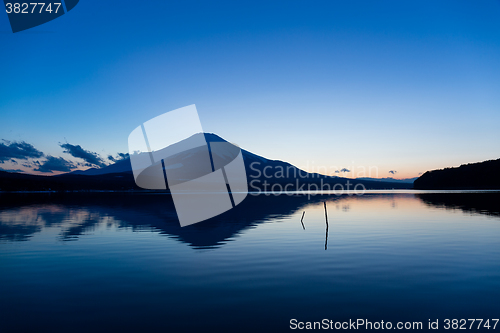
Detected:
left=1, top=0, right=499, bottom=178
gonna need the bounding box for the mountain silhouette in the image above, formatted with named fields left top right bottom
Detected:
left=72, top=133, right=412, bottom=190
left=71, top=133, right=303, bottom=176
left=414, top=158, right=500, bottom=190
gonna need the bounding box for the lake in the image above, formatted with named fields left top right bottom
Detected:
left=1, top=191, right=499, bottom=332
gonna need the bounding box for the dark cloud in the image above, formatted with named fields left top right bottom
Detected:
left=389, top=170, right=398, bottom=175
left=10, top=159, right=18, bottom=165
left=108, top=152, right=130, bottom=163
left=340, top=168, right=350, bottom=172
left=60, top=143, right=106, bottom=168
left=334, top=170, right=340, bottom=173
left=34, top=156, right=77, bottom=173
left=117, top=152, right=129, bottom=160
left=0, top=140, right=44, bottom=162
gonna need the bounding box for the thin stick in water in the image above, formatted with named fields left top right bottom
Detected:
left=324, top=201, right=329, bottom=250
left=324, top=201, right=329, bottom=226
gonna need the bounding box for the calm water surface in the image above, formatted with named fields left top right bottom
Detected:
left=1, top=192, right=499, bottom=332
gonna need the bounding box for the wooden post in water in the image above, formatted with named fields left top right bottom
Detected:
left=324, top=201, right=329, bottom=250
left=300, top=211, right=306, bottom=230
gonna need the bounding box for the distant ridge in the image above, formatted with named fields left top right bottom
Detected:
left=414, top=158, right=500, bottom=190
left=357, top=177, right=417, bottom=184
left=70, top=157, right=132, bottom=176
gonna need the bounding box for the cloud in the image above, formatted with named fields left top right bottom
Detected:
left=118, top=153, right=130, bottom=160
left=60, top=143, right=106, bottom=168
left=389, top=170, right=398, bottom=175
left=117, top=152, right=129, bottom=160
left=340, top=168, right=350, bottom=173
left=108, top=152, right=130, bottom=162
left=34, top=156, right=77, bottom=173
left=0, top=140, right=44, bottom=162
left=334, top=170, right=340, bottom=173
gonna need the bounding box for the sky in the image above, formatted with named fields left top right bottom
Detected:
left=1, top=0, right=499, bottom=178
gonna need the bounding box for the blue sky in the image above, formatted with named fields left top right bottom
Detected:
left=1, top=0, right=499, bottom=177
